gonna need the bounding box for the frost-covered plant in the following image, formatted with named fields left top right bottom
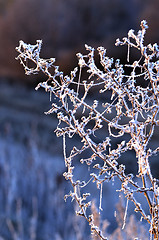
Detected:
left=16, top=21, right=159, bottom=239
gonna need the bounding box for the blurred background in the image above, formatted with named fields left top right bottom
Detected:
left=0, top=0, right=159, bottom=239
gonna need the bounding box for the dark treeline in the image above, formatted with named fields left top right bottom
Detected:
left=0, top=0, right=158, bottom=83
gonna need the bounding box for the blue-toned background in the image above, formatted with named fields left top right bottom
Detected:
left=0, top=0, right=158, bottom=239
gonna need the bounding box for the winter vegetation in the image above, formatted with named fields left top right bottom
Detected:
left=0, top=133, right=149, bottom=240
left=16, top=20, right=159, bottom=239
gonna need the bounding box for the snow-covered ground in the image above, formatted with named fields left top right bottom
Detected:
left=0, top=81, right=154, bottom=239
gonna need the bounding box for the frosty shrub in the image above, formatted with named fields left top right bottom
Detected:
left=16, top=21, right=159, bottom=239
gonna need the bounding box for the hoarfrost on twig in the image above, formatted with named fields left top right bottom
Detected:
left=16, top=20, right=159, bottom=239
